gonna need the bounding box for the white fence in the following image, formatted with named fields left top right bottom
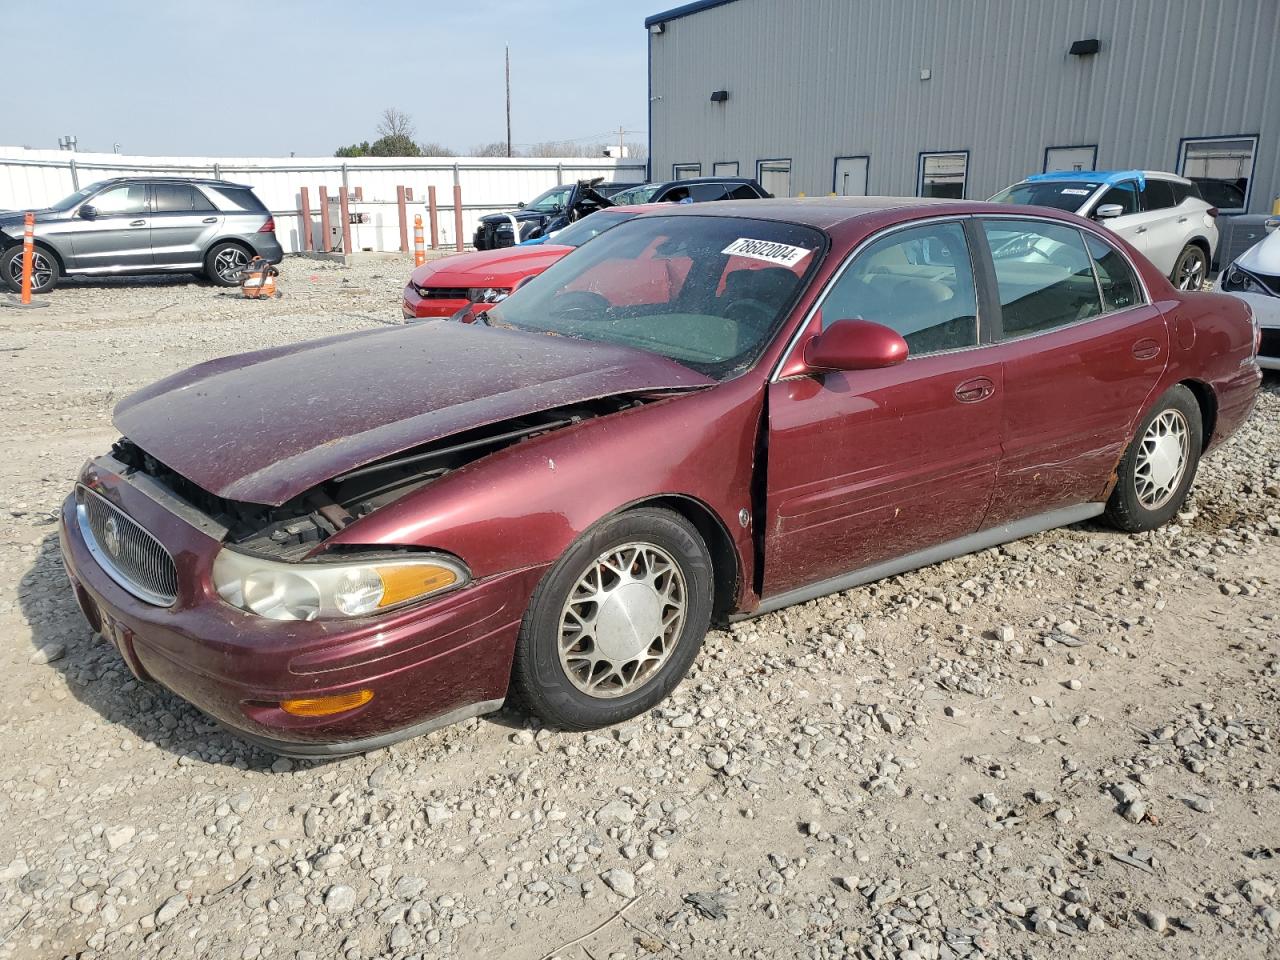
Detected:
left=0, top=148, right=647, bottom=253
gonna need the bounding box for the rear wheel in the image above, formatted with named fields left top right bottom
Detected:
left=1, top=244, right=59, bottom=293
left=204, top=242, right=251, bottom=286
left=1171, top=244, right=1208, bottom=291
left=511, top=508, right=713, bottom=730
left=1105, top=385, right=1202, bottom=532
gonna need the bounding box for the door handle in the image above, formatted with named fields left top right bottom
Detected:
left=1177, top=216, right=1188, bottom=223
left=129, top=219, right=146, bottom=227
left=1131, top=338, right=1161, bottom=360
left=954, top=376, right=995, bottom=403
left=202, top=217, right=218, bottom=224
left=1135, top=226, right=1148, bottom=233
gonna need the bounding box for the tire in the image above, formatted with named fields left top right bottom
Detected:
left=511, top=507, right=714, bottom=730
left=1105, top=384, right=1202, bottom=532
left=1170, top=244, right=1208, bottom=291
left=204, top=242, right=251, bottom=287
left=1, top=243, right=60, bottom=294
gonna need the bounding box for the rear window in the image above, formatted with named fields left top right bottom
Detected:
left=989, top=181, right=1102, bottom=212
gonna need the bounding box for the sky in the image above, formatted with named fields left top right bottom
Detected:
left=7, top=0, right=664, bottom=158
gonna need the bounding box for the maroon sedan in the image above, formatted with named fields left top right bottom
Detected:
left=59, top=198, right=1261, bottom=756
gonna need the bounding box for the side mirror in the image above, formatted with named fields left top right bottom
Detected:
left=1093, top=203, right=1124, bottom=220
left=79, top=204, right=97, bottom=219
left=803, top=319, right=908, bottom=372
left=516, top=201, right=525, bottom=209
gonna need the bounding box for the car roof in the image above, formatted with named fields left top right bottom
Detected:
left=630, top=195, right=965, bottom=230
left=1023, top=169, right=1191, bottom=188
left=91, top=176, right=253, bottom=188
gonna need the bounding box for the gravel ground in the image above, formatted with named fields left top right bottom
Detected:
left=1, top=255, right=1277, bottom=960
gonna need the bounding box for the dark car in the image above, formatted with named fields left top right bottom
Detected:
left=60, top=198, right=1260, bottom=756
left=1190, top=177, right=1247, bottom=211
left=0, top=177, right=282, bottom=293
left=608, top=177, right=769, bottom=205
left=472, top=178, right=637, bottom=250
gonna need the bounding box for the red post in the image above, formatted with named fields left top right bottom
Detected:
left=20, top=212, right=34, bottom=303
left=319, top=187, right=331, bottom=252
left=427, top=186, right=439, bottom=249
left=339, top=187, right=353, bottom=254
left=405, top=187, right=414, bottom=202
left=413, top=215, right=426, bottom=267
left=299, top=187, right=312, bottom=252
left=453, top=184, right=464, bottom=252
left=396, top=185, right=409, bottom=253
left=353, top=186, right=363, bottom=201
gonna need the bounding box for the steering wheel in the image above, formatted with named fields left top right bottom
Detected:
left=549, top=290, right=611, bottom=321
left=724, top=298, right=775, bottom=330
left=990, top=233, right=1041, bottom=260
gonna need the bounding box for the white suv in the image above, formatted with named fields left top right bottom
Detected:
left=991, top=170, right=1219, bottom=290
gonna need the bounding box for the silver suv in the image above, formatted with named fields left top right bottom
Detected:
left=0, top=177, right=282, bottom=293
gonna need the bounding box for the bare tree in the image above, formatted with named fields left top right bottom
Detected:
left=526, top=140, right=587, bottom=158
left=418, top=141, right=458, bottom=157
left=376, top=108, right=416, bottom=141
left=470, top=141, right=512, bottom=157
left=624, top=141, right=648, bottom=161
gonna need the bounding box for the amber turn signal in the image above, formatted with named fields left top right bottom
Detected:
left=280, top=689, right=374, bottom=717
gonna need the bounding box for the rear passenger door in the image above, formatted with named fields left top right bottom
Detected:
left=150, top=183, right=222, bottom=267
left=1134, top=178, right=1185, bottom=275
left=976, top=218, right=1169, bottom=527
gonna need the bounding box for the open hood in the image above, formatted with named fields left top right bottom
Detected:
left=114, top=322, right=713, bottom=506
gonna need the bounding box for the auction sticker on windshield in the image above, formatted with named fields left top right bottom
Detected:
left=721, top=237, right=812, bottom=268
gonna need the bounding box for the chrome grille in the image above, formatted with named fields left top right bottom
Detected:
left=76, top=486, right=178, bottom=606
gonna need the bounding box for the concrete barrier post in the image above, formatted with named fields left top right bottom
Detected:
left=428, top=186, right=439, bottom=249
left=339, top=187, right=352, bottom=254
left=299, top=187, right=312, bottom=252
left=453, top=184, right=464, bottom=253
left=397, top=186, right=409, bottom=253
left=319, top=187, right=331, bottom=253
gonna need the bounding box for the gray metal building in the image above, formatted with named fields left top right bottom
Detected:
left=645, top=0, right=1280, bottom=215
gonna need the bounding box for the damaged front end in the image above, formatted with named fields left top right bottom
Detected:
left=108, top=394, right=657, bottom=562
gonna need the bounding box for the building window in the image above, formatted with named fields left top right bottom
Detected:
left=917, top=151, right=968, bottom=199
left=712, top=161, right=739, bottom=177
left=758, top=158, right=792, bottom=197
left=1043, top=144, right=1097, bottom=173
left=673, top=162, right=701, bottom=180
left=1178, top=135, right=1258, bottom=212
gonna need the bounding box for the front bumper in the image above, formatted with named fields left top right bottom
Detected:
left=1215, top=286, right=1280, bottom=370
left=58, top=462, right=541, bottom=756
left=401, top=283, right=469, bottom=320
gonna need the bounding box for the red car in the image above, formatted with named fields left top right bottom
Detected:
left=402, top=207, right=647, bottom=320
left=60, top=198, right=1261, bottom=756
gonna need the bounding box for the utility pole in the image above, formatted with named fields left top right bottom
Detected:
left=505, top=44, right=512, bottom=159
left=617, top=126, right=625, bottom=156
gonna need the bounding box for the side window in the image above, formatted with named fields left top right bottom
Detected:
left=1169, top=181, right=1193, bottom=205
left=1140, top=178, right=1176, bottom=211
left=1084, top=234, right=1142, bottom=312
left=91, top=184, right=148, bottom=216
left=982, top=219, right=1102, bottom=338
left=728, top=183, right=760, bottom=199
left=1097, top=181, right=1139, bottom=216
left=687, top=183, right=729, bottom=201
left=153, top=184, right=214, bottom=213
left=819, top=221, right=978, bottom=356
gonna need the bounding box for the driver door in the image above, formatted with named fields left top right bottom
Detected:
left=70, top=182, right=153, bottom=270
left=763, top=219, right=1004, bottom=597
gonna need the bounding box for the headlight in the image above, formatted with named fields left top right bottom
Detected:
left=467, top=287, right=510, bottom=303
left=1221, top=266, right=1271, bottom=296
left=211, top=550, right=468, bottom=621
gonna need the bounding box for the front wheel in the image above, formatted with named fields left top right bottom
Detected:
left=511, top=508, right=714, bottom=730
left=2, top=244, right=59, bottom=293
left=1171, top=244, right=1208, bottom=291
left=204, top=242, right=251, bottom=287
left=1105, top=385, right=1202, bottom=532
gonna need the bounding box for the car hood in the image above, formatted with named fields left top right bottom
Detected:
left=410, top=245, right=573, bottom=287
left=1236, top=228, right=1280, bottom=275
left=0, top=207, right=60, bottom=231
left=114, top=322, right=714, bottom=506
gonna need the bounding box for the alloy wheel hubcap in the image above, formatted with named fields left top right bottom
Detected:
left=1177, top=252, right=1205, bottom=290
left=214, top=248, right=248, bottom=281
left=558, top=542, right=687, bottom=699
left=1134, top=409, right=1189, bottom=509
left=8, top=252, right=51, bottom=287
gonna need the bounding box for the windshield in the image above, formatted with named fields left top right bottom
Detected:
left=607, top=184, right=661, bottom=206
left=48, top=182, right=106, bottom=212
left=485, top=214, right=825, bottom=380
left=524, top=185, right=573, bottom=213
left=989, top=180, right=1103, bottom=211
left=549, top=210, right=640, bottom=247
